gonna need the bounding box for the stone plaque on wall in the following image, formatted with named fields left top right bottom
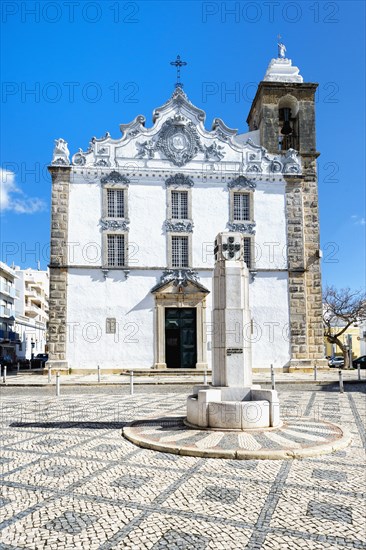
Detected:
left=106, top=318, right=116, bottom=334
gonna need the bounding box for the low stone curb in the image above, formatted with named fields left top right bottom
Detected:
left=122, top=419, right=352, bottom=460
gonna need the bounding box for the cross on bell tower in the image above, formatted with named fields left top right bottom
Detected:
left=170, top=55, right=187, bottom=89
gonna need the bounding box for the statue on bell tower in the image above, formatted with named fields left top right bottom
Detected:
left=277, top=35, right=286, bottom=58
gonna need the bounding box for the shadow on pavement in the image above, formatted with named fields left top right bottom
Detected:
left=9, top=421, right=128, bottom=429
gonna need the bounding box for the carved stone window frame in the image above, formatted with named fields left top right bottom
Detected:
left=168, top=233, right=192, bottom=269
left=102, top=230, right=129, bottom=268
left=229, top=190, right=254, bottom=223
left=102, top=183, right=129, bottom=221
left=166, top=187, right=192, bottom=222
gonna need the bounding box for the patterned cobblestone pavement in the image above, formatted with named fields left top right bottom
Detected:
left=0, top=386, right=365, bottom=549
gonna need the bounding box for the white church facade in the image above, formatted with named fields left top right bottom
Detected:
left=47, top=51, right=325, bottom=372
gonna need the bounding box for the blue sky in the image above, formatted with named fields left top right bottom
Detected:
left=1, top=0, right=365, bottom=290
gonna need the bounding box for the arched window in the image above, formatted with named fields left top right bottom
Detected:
left=278, top=95, right=299, bottom=151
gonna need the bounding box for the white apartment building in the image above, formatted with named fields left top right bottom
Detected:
left=0, top=261, right=19, bottom=363
left=14, top=267, right=49, bottom=360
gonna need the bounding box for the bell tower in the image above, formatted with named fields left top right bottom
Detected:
left=247, top=42, right=326, bottom=370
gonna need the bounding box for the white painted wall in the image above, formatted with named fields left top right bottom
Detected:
left=250, top=272, right=291, bottom=369
left=66, top=173, right=290, bottom=369
left=68, top=179, right=288, bottom=271
left=68, top=181, right=102, bottom=266
left=66, top=267, right=290, bottom=369
left=65, top=93, right=293, bottom=370
left=67, top=269, right=157, bottom=369
left=254, top=183, right=288, bottom=269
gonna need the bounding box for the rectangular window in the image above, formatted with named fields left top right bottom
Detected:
left=107, top=189, right=125, bottom=218
left=172, top=236, right=188, bottom=268
left=243, top=237, right=251, bottom=268
left=171, top=191, right=188, bottom=219
left=233, top=193, right=250, bottom=221
left=107, top=234, right=125, bottom=267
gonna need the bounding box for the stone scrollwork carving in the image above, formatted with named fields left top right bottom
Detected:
left=136, top=116, right=204, bottom=167
left=100, top=171, right=130, bottom=185
left=246, top=165, right=262, bottom=173
left=282, top=148, right=301, bottom=174
left=165, top=220, right=193, bottom=233
left=52, top=138, right=70, bottom=165
left=100, top=219, right=130, bottom=231
left=165, top=173, right=194, bottom=188
left=95, top=158, right=110, bottom=167
left=161, top=269, right=199, bottom=286
left=156, top=116, right=204, bottom=167
left=136, top=140, right=156, bottom=159
left=204, top=142, right=226, bottom=161
left=270, top=160, right=283, bottom=173
left=227, top=175, right=257, bottom=190
left=72, top=149, right=87, bottom=166
left=227, top=222, right=256, bottom=235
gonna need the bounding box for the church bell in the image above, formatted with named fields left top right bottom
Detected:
left=280, top=107, right=293, bottom=135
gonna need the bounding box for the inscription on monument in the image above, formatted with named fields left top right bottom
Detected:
left=226, top=348, right=243, bottom=356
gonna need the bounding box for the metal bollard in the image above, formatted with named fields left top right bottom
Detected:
left=271, top=364, right=275, bottom=390
left=314, top=363, right=317, bottom=381
left=357, top=363, right=361, bottom=381
left=203, top=369, right=208, bottom=385
left=97, top=364, right=101, bottom=383
left=2, top=365, right=7, bottom=384
left=17, top=362, right=20, bottom=374
left=130, top=370, right=134, bottom=395
left=56, top=372, right=60, bottom=397
left=29, top=361, right=32, bottom=370
left=338, top=369, right=344, bottom=393
left=48, top=367, right=51, bottom=383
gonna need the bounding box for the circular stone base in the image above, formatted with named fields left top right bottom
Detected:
left=122, top=417, right=351, bottom=460
left=183, top=418, right=284, bottom=431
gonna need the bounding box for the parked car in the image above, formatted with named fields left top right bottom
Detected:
left=328, top=356, right=345, bottom=368
left=31, top=353, right=49, bottom=368
left=352, top=356, right=366, bottom=369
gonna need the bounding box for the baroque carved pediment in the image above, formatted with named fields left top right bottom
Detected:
left=227, top=222, right=256, bottom=235
left=227, top=175, right=256, bottom=190
left=151, top=269, right=209, bottom=295
left=100, top=219, right=130, bottom=231
left=165, top=173, right=194, bottom=188
left=136, top=116, right=204, bottom=167
left=100, top=171, right=130, bottom=185
left=63, top=88, right=302, bottom=176
left=164, top=220, right=194, bottom=233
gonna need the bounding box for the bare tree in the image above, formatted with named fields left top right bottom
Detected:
left=323, top=286, right=366, bottom=368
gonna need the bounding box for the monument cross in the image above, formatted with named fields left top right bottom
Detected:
left=170, top=55, right=187, bottom=88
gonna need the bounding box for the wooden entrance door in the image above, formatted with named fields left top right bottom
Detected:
left=165, top=308, right=197, bottom=369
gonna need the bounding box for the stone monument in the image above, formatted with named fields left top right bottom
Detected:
left=186, top=232, right=281, bottom=430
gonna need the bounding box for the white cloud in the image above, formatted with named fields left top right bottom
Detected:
left=351, top=214, right=366, bottom=226
left=0, top=168, right=47, bottom=214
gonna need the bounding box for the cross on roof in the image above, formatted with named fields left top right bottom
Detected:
left=170, top=55, right=187, bottom=89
